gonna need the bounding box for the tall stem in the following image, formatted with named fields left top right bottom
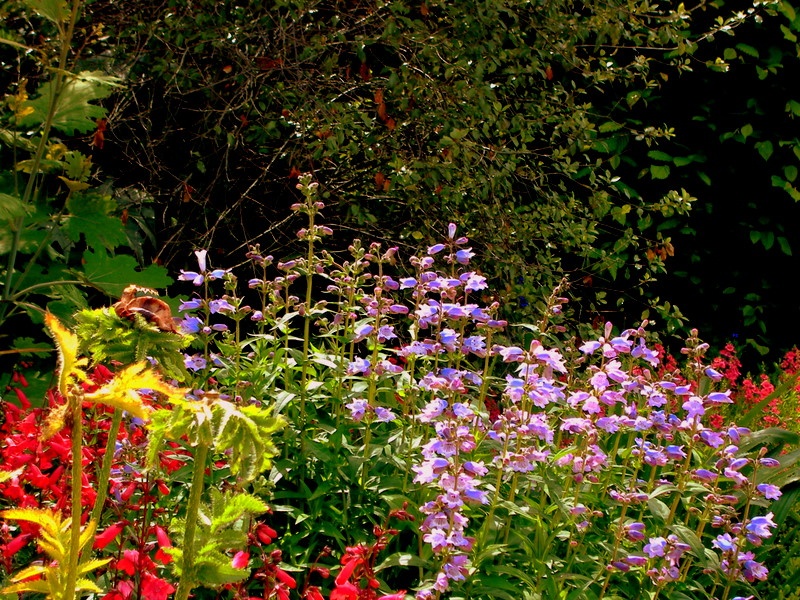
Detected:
left=91, top=409, right=124, bottom=526
left=65, top=390, right=84, bottom=600
left=175, top=440, right=210, bottom=600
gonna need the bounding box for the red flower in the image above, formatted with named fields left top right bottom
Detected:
left=275, top=566, right=297, bottom=589
left=94, top=521, right=126, bottom=550
left=1, top=533, right=31, bottom=558
left=335, top=556, right=362, bottom=586
left=154, top=526, right=173, bottom=564
left=140, top=572, right=175, bottom=600
left=232, top=550, right=250, bottom=569
left=330, top=581, right=358, bottom=600
left=304, top=587, right=325, bottom=600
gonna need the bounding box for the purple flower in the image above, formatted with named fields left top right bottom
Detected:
left=455, top=248, right=474, bottom=264
left=209, top=298, right=235, bottom=314
left=712, top=533, right=737, bottom=552
left=461, top=272, right=487, bottom=291
left=180, top=316, right=203, bottom=334
left=759, top=457, right=780, bottom=468
left=741, top=557, right=769, bottom=582
left=757, top=483, right=782, bottom=500
left=346, top=399, right=368, bottom=421
left=374, top=407, right=396, bottom=422
left=347, top=357, right=371, bottom=375
left=178, top=270, right=204, bottom=286
left=179, top=298, right=203, bottom=311
left=184, top=354, right=207, bottom=371
left=644, top=537, right=667, bottom=558
left=353, top=323, right=374, bottom=342
left=745, top=513, right=776, bottom=541
left=377, top=325, right=397, bottom=342
left=682, top=396, right=705, bottom=419
left=428, top=243, right=446, bottom=255
left=625, top=522, right=646, bottom=542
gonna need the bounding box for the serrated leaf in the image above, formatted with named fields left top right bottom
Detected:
left=735, top=43, right=759, bottom=58
left=84, top=361, right=186, bottom=418
left=44, top=311, right=86, bottom=396
left=195, top=561, right=249, bottom=586
left=599, top=121, right=624, bottom=133
left=80, top=249, right=172, bottom=297
left=19, top=74, right=113, bottom=135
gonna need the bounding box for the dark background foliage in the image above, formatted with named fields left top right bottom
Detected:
left=3, top=0, right=799, bottom=367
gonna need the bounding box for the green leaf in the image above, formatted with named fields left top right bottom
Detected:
left=647, top=150, right=672, bottom=162
left=19, top=73, right=114, bottom=135
left=80, top=249, right=172, bottom=297
left=626, top=91, right=642, bottom=108
left=0, top=193, right=31, bottom=220
left=778, top=236, right=792, bottom=256
left=741, top=123, right=754, bottom=139
left=63, top=192, right=128, bottom=251
left=735, top=43, right=759, bottom=58
left=650, top=164, right=670, bottom=179
left=26, top=0, right=69, bottom=24
left=647, top=498, right=670, bottom=521
left=195, top=559, right=249, bottom=586
left=787, top=99, right=800, bottom=117
left=755, top=140, right=773, bottom=161
left=599, top=121, right=624, bottom=133
left=784, top=165, right=798, bottom=182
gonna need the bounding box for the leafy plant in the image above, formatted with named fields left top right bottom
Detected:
left=0, top=0, right=170, bottom=356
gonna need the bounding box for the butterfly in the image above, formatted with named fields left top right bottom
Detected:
left=113, top=285, right=178, bottom=333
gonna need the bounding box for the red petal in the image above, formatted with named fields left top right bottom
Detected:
left=275, top=567, right=296, bottom=589
left=94, top=522, right=125, bottom=550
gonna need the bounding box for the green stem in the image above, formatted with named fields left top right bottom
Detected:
left=91, top=409, right=123, bottom=526
left=65, top=391, right=84, bottom=600
left=175, top=440, right=210, bottom=600
left=4, top=0, right=82, bottom=303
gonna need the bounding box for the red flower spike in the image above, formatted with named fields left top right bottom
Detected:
left=276, top=588, right=290, bottom=600
left=156, top=480, right=170, bottom=496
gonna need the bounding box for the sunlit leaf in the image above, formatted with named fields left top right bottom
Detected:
left=84, top=361, right=187, bottom=419
left=44, top=312, right=86, bottom=396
